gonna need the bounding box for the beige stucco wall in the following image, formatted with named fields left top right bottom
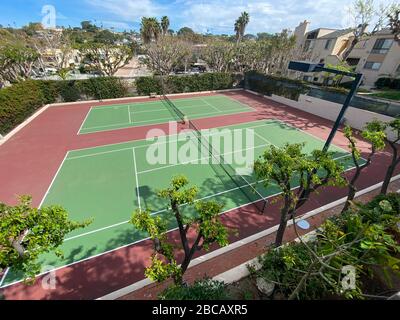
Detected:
left=354, top=31, right=400, bottom=87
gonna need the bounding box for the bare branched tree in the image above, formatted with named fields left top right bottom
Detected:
left=143, top=36, right=191, bottom=75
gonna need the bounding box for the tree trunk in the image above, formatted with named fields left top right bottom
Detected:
left=381, top=162, right=396, bottom=195
left=342, top=167, right=361, bottom=213
left=275, top=198, right=291, bottom=247
left=381, top=142, right=399, bottom=195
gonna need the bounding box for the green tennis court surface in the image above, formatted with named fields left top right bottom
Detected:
left=79, top=95, right=254, bottom=134
left=2, top=119, right=361, bottom=286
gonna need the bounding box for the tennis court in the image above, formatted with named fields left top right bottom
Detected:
left=79, top=95, right=254, bottom=134
left=3, top=118, right=359, bottom=286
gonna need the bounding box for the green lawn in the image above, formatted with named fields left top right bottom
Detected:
left=370, top=89, right=400, bottom=101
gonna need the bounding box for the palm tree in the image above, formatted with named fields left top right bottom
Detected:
left=234, top=12, right=250, bottom=44
left=161, top=16, right=170, bottom=36
left=140, top=17, right=161, bottom=44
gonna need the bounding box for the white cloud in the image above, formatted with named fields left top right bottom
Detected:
left=178, top=0, right=396, bottom=34
left=85, top=0, right=397, bottom=34
left=101, top=20, right=131, bottom=30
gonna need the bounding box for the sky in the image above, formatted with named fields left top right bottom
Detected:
left=0, top=0, right=395, bottom=34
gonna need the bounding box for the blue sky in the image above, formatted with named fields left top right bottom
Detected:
left=0, top=0, right=394, bottom=34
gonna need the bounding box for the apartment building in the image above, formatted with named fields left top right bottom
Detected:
left=346, top=29, right=400, bottom=87
left=290, top=21, right=354, bottom=84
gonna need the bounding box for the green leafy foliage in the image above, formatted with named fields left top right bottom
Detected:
left=255, top=193, right=400, bottom=300
left=254, top=143, right=345, bottom=246
left=0, top=80, right=45, bottom=135
left=0, top=196, right=91, bottom=280
left=0, top=77, right=128, bottom=134
left=342, top=122, right=386, bottom=212
left=159, top=278, right=231, bottom=300
left=0, top=43, right=39, bottom=83
left=131, top=175, right=229, bottom=285
left=135, top=73, right=236, bottom=96
left=245, top=71, right=309, bottom=101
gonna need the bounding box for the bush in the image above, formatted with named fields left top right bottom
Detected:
left=159, top=278, right=231, bottom=300
left=35, top=80, right=59, bottom=104
left=135, top=77, right=162, bottom=95
left=255, top=193, right=400, bottom=300
left=79, top=77, right=128, bottom=100
left=375, top=77, right=393, bottom=89
left=58, top=81, right=81, bottom=102
left=136, top=73, right=236, bottom=96
left=0, top=80, right=45, bottom=135
left=375, top=77, right=400, bottom=90
left=245, top=71, right=308, bottom=101
left=392, top=79, right=400, bottom=90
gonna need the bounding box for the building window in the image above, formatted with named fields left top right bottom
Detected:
left=346, top=58, right=360, bottom=67
left=364, top=61, right=382, bottom=70
left=304, top=40, right=315, bottom=51
left=371, top=38, right=393, bottom=54
left=325, top=39, right=332, bottom=50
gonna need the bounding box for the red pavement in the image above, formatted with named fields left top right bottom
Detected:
left=0, top=90, right=396, bottom=300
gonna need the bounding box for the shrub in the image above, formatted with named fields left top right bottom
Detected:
left=245, top=71, right=308, bottom=101
left=0, top=80, right=45, bottom=135
left=35, top=80, right=59, bottom=104
left=375, top=77, right=400, bottom=90
left=159, top=278, right=231, bottom=300
left=79, top=77, right=128, bottom=100
left=135, top=73, right=235, bottom=96
left=255, top=193, right=400, bottom=300
left=375, top=77, right=393, bottom=89
left=58, top=81, right=81, bottom=102
left=392, top=79, right=400, bottom=90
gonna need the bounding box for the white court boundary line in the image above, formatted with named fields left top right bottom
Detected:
left=97, top=173, right=400, bottom=300
left=201, top=98, right=220, bottom=112
left=79, top=106, right=255, bottom=134
left=70, top=120, right=297, bottom=156
left=42, top=118, right=356, bottom=240
left=38, top=141, right=354, bottom=244
left=0, top=154, right=360, bottom=290
left=78, top=95, right=252, bottom=134
left=128, top=105, right=132, bottom=124
left=0, top=89, right=243, bottom=146
left=38, top=152, right=70, bottom=208
left=63, top=151, right=355, bottom=242
left=0, top=118, right=356, bottom=289
left=132, top=147, right=141, bottom=211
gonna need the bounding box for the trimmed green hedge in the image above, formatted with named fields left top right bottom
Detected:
left=375, top=77, right=400, bottom=90
left=1, top=74, right=236, bottom=135
left=0, top=77, right=129, bottom=135
left=0, top=80, right=45, bottom=135
left=136, top=73, right=236, bottom=96
left=245, top=71, right=309, bottom=101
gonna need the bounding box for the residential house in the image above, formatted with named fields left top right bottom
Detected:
left=346, top=29, right=400, bottom=87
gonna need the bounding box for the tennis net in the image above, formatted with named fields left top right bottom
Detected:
left=188, top=120, right=267, bottom=214
left=160, top=76, right=186, bottom=123
left=162, top=94, right=186, bottom=123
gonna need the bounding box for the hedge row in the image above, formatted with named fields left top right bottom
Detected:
left=0, top=81, right=45, bottom=135
left=36, top=77, right=129, bottom=103
left=136, top=73, right=237, bottom=96
left=1, top=73, right=238, bottom=135
left=245, top=72, right=309, bottom=101
left=375, top=77, right=400, bottom=90
left=0, top=77, right=129, bottom=135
